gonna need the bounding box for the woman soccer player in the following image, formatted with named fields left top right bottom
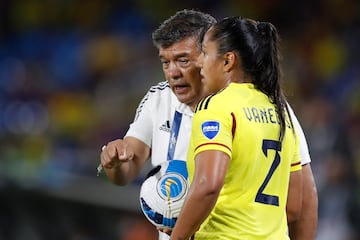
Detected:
left=170, top=16, right=303, bottom=239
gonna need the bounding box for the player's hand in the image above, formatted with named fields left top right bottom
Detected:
left=100, top=139, right=134, bottom=169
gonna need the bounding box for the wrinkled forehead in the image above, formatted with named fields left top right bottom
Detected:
left=158, top=37, right=200, bottom=59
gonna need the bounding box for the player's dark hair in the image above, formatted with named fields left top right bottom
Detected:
left=209, top=16, right=292, bottom=141
left=152, top=9, right=216, bottom=51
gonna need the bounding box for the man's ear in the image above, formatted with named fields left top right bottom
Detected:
left=224, top=52, right=236, bottom=72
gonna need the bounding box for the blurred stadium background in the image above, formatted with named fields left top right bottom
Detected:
left=0, top=0, right=359, bottom=239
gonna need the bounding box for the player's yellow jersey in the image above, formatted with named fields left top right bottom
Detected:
left=187, top=83, right=302, bottom=240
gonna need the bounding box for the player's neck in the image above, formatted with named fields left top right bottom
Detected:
left=230, top=68, right=252, bottom=84
left=189, top=103, right=197, bottom=112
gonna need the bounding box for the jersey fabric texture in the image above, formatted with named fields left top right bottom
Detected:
left=187, top=83, right=302, bottom=240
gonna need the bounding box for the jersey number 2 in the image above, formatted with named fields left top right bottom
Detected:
left=255, top=139, right=281, bottom=206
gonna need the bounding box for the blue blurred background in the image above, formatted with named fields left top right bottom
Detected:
left=0, top=0, right=359, bottom=239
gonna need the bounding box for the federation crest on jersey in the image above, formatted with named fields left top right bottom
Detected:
left=201, top=121, right=220, bottom=139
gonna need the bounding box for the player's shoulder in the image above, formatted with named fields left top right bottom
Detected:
left=195, top=91, right=224, bottom=113
left=141, top=81, right=172, bottom=103
left=196, top=83, right=239, bottom=112
left=195, top=84, right=244, bottom=114
left=147, top=81, right=171, bottom=94
left=140, top=81, right=176, bottom=110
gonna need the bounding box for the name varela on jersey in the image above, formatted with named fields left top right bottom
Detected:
left=243, top=107, right=292, bottom=129
left=196, top=94, right=292, bottom=130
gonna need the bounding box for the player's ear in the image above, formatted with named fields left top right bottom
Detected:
left=223, top=52, right=235, bottom=72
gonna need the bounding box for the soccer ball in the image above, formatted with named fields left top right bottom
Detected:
left=139, top=160, right=189, bottom=229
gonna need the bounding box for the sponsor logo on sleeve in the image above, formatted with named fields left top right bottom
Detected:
left=201, top=121, right=220, bottom=140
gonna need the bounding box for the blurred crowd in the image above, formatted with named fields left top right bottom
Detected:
left=0, top=0, right=359, bottom=239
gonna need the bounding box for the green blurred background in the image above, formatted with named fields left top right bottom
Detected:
left=0, top=0, right=359, bottom=239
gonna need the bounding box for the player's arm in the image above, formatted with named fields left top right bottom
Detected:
left=288, top=163, right=318, bottom=240
left=100, top=86, right=155, bottom=186
left=169, top=150, right=229, bottom=240
left=100, top=136, right=150, bottom=186
left=287, top=168, right=303, bottom=223
left=287, top=104, right=318, bottom=239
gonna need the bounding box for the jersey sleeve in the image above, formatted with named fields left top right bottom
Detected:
left=287, top=104, right=312, bottom=166
left=125, top=90, right=154, bottom=148
left=290, top=139, right=302, bottom=172
left=289, top=117, right=302, bottom=172
left=191, top=98, right=233, bottom=158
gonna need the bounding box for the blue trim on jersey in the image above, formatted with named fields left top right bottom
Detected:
left=167, top=110, right=182, bottom=161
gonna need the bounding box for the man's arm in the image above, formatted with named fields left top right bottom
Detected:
left=100, top=136, right=150, bottom=186
left=288, top=163, right=318, bottom=240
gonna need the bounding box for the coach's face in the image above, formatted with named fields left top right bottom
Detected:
left=159, top=37, right=204, bottom=111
